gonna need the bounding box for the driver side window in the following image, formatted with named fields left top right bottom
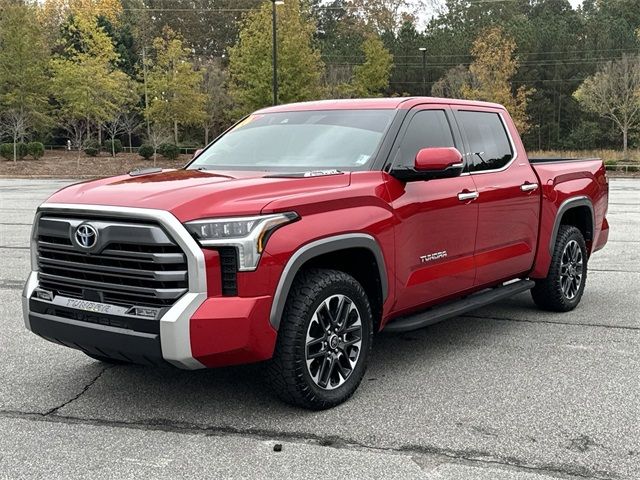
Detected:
left=395, top=110, right=455, bottom=168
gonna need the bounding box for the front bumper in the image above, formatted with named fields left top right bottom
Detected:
left=23, top=203, right=211, bottom=369
left=24, top=272, right=277, bottom=368
left=23, top=203, right=279, bottom=369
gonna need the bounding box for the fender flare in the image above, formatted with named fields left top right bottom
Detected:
left=549, top=196, right=595, bottom=255
left=269, top=233, right=388, bottom=330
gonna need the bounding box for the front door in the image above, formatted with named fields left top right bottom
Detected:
left=387, top=106, right=479, bottom=314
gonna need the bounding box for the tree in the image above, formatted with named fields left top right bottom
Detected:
left=347, top=0, right=433, bottom=34
left=121, top=109, right=143, bottom=150
left=312, top=1, right=366, bottom=96
left=137, top=0, right=256, bottom=58
left=0, top=110, right=27, bottom=163
left=201, top=60, right=233, bottom=145
left=51, top=16, right=130, bottom=165
left=351, top=35, right=393, bottom=97
left=0, top=1, right=50, bottom=161
left=461, top=26, right=533, bottom=133
left=146, top=27, right=206, bottom=144
left=146, top=123, right=172, bottom=166
left=574, top=55, right=640, bottom=156
left=431, top=65, right=472, bottom=98
left=229, top=0, right=323, bottom=115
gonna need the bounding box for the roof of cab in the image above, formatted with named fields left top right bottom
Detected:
left=256, top=97, right=506, bottom=114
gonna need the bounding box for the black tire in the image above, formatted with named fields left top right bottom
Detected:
left=84, top=353, right=131, bottom=365
left=531, top=225, right=588, bottom=312
left=266, top=268, right=374, bottom=410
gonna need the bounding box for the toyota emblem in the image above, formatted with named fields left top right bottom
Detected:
left=74, top=224, right=98, bottom=249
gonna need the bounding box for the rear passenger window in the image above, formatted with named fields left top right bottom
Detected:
left=395, top=110, right=455, bottom=168
left=457, top=111, right=513, bottom=172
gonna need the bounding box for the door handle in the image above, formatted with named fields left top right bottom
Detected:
left=457, top=191, right=479, bottom=202
left=520, top=182, right=539, bottom=192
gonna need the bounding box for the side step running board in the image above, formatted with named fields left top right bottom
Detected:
left=384, top=280, right=536, bottom=333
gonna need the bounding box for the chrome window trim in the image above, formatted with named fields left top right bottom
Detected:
left=23, top=203, right=207, bottom=370
left=458, top=111, right=519, bottom=176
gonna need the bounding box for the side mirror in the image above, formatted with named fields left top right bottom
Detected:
left=193, top=148, right=203, bottom=159
left=392, top=147, right=464, bottom=181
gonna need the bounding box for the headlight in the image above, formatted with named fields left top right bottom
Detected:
left=185, top=212, right=298, bottom=271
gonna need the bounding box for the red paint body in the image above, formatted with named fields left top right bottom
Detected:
left=46, top=98, right=609, bottom=368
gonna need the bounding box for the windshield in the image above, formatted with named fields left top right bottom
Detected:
left=188, top=109, right=396, bottom=171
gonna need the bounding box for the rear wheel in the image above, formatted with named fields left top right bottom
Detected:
left=531, top=225, right=587, bottom=312
left=266, top=269, right=373, bottom=410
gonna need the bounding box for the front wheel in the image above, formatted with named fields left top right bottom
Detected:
left=266, top=269, right=373, bottom=410
left=531, top=225, right=588, bottom=312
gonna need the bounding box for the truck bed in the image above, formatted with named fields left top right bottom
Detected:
left=528, top=156, right=609, bottom=279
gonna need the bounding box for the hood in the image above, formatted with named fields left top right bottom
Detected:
left=46, top=169, right=352, bottom=221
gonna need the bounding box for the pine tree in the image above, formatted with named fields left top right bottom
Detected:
left=351, top=35, right=394, bottom=97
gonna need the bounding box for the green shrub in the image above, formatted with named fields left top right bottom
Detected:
left=0, top=143, right=27, bottom=160
left=17, top=142, right=28, bottom=158
left=104, top=138, right=123, bottom=155
left=0, top=143, right=13, bottom=160
left=158, top=143, right=180, bottom=160
left=138, top=144, right=154, bottom=160
left=604, top=159, right=617, bottom=166
left=84, top=140, right=101, bottom=157
left=27, top=142, right=45, bottom=159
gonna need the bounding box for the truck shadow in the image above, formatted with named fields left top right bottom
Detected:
left=51, top=294, right=540, bottom=421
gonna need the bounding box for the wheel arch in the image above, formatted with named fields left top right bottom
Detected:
left=550, top=196, right=595, bottom=256
left=269, top=234, right=388, bottom=331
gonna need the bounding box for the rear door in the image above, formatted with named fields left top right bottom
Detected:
left=452, top=107, right=540, bottom=286
left=388, top=106, right=479, bottom=313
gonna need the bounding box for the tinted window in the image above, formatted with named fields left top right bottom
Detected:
left=395, top=110, right=455, bottom=168
left=457, top=111, right=513, bottom=172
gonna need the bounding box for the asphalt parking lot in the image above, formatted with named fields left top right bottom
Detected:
left=0, top=178, right=638, bottom=480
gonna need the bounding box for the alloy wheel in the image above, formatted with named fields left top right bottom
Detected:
left=560, top=239, right=584, bottom=300
left=305, top=294, right=363, bottom=390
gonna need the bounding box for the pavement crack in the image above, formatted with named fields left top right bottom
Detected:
left=462, top=313, right=639, bottom=332
left=589, top=268, right=640, bottom=274
left=42, top=366, right=113, bottom=416
left=0, top=409, right=620, bottom=480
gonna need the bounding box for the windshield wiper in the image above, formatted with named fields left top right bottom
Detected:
left=265, top=169, right=344, bottom=179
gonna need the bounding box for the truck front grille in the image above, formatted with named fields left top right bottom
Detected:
left=36, top=216, right=189, bottom=309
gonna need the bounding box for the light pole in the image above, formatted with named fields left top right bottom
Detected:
left=419, top=47, right=427, bottom=96
left=272, top=0, right=284, bottom=105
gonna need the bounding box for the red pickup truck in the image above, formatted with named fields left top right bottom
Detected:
left=23, top=98, right=609, bottom=409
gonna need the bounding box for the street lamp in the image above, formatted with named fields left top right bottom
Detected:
left=419, top=47, right=427, bottom=96
left=272, top=0, right=284, bottom=106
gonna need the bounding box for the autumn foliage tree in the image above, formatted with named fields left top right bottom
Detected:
left=50, top=16, right=130, bottom=164
left=229, top=0, right=323, bottom=115
left=146, top=27, right=206, bottom=144
left=461, top=26, right=533, bottom=133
